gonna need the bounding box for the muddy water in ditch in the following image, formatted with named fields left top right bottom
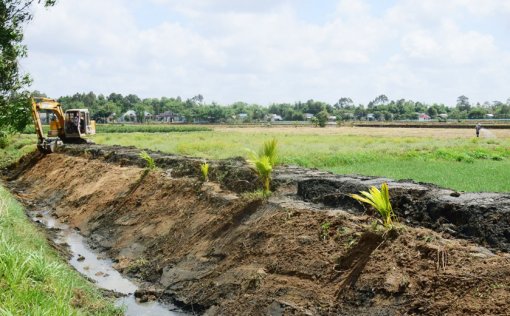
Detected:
left=30, top=210, right=186, bottom=316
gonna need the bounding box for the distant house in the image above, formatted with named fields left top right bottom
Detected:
left=367, top=113, right=375, bottom=121
left=438, top=113, right=448, bottom=119
left=418, top=113, right=431, bottom=121
left=486, top=113, right=494, bottom=119
left=328, top=116, right=337, bottom=121
left=237, top=113, right=248, bottom=120
left=304, top=113, right=314, bottom=120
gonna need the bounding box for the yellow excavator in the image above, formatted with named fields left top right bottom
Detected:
left=31, top=97, right=96, bottom=153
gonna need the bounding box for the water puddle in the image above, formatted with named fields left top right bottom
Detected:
left=30, top=210, right=186, bottom=316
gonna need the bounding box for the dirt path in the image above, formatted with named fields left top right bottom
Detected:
left=3, top=145, right=510, bottom=315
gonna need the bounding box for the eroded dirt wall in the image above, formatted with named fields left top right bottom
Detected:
left=4, top=147, right=510, bottom=315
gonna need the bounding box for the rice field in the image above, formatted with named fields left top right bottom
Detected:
left=92, top=126, right=510, bottom=192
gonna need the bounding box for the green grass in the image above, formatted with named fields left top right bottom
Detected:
left=0, top=134, right=37, bottom=168
left=0, top=186, right=122, bottom=315
left=91, top=130, right=510, bottom=192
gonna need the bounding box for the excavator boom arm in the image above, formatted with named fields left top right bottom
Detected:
left=31, top=99, right=45, bottom=143
left=31, top=97, right=66, bottom=142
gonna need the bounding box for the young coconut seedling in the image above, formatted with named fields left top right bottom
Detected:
left=139, top=150, right=156, bottom=170
left=253, top=155, right=272, bottom=195
left=351, top=182, right=395, bottom=228
left=260, top=137, right=278, bottom=167
left=248, top=138, right=278, bottom=196
left=200, top=161, right=209, bottom=182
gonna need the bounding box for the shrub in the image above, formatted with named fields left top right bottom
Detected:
left=351, top=182, right=395, bottom=228
left=139, top=150, right=156, bottom=170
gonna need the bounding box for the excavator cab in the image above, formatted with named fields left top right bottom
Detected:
left=64, top=109, right=96, bottom=138
left=31, top=97, right=96, bottom=153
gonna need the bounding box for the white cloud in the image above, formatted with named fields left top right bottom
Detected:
left=21, top=0, right=510, bottom=105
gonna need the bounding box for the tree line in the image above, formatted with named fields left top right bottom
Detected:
left=33, top=91, right=510, bottom=125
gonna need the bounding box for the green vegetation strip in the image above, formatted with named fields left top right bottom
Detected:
left=0, top=186, right=121, bottom=315
left=22, top=124, right=211, bottom=134
left=92, top=131, right=510, bottom=192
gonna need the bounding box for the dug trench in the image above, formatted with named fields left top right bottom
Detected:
left=2, top=144, right=510, bottom=315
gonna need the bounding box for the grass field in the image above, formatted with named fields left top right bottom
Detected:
left=0, top=185, right=121, bottom=315
left=92, top=126, right=510, bottom=192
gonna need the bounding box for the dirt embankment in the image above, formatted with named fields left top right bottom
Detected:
left=4, top=144, right=510, bottom=315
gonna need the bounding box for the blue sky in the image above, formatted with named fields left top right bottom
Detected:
left=22, top=0, right=510, bottom=106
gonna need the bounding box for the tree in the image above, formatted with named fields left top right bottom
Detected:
left=315, top=110, right=329, bottom=127
left=368, top=94, right=389, bottom=108
left=93, top=101, right=120, bottom=122
left=427, top=107, right=438, bottom=118
left=468, top=108, right=486, bottom=119
left=134, top=103, right=150, bottom=123
left=335, top=97, right=353, bottom=109
left=191, top=94, right=204, bottom=104
left=456, top=95, right=471, bottom=112
left=0, top=0, right=56, bottom=136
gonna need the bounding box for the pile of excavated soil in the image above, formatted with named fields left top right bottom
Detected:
left=3, top=145, right=510, bottom=315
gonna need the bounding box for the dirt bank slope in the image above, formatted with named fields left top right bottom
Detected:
left=5, top=146, right=510, bottom=315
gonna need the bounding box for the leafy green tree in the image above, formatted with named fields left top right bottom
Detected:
left=427, top=107, right=438, bottom=118
left=134, top=103, right=150, bottom=123
left=93, top=101, right=120, bottom=122
left=468, top=108, right=486, bottom=119
left=315, top=110, right=329, bottom=127
left=456, top=95, right=471, bottom=112
left=383, top=111, right=393, bottom=121
left=335, top=97, right=354, bottom=109
left=0, top=0, right=55, bottom=136
left=368, top=94, right=389, bottom=109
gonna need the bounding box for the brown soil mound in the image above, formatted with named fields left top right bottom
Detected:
left=4, top=145, right=510, bottom=315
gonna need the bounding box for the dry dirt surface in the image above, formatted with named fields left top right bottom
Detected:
left=3, top=144, right=510, bottom=315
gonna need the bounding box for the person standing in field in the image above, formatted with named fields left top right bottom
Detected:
left=475, top=123, right=482, bottom=137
